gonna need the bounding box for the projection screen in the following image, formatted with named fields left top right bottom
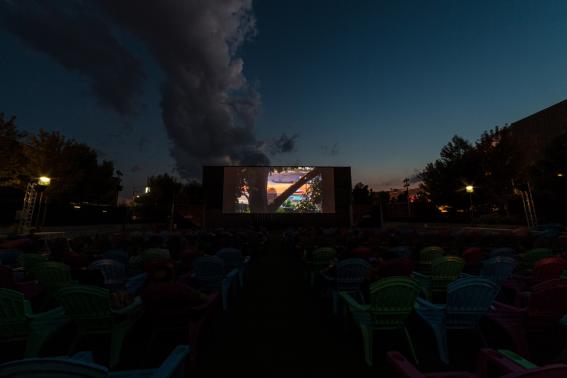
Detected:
left=222, top=166, right=336, bottom=214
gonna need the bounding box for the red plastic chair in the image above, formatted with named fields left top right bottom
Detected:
left=487, top=279, right=567, bottom=358
left=387, top=349, right=567, bottom=378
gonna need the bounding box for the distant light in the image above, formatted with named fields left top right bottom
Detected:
left=145, top=186, right=150, bottom=194
left=466, top=185, right=474, bottom=193
left=136, top=195, right=140, bottom=198
left=73, top=205, right=81, bottom=209
left=557, top=173, right=564, bottom=177
left=38, top=176, right=51, bottom=186
left=102, top=210, right=108, bottom=213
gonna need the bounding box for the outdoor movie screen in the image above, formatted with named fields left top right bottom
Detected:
left=222, top=166, right=336, bottom=214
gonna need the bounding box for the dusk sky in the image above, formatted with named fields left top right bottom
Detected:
left=2, top=0, right=567, bottom=194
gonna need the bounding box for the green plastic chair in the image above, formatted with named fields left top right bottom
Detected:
left=417, top=246, right=445, bottom=276
left=56, top=285, right=142, bottom=368
left=340, top=276, right=421, bottom=366
left=17, top=253, right=47, bottom=279
left=0, top=288, right=66, bottom=357
left=309, top=247, right=336, bottom=287
left=32, top=262, right=74, bottom=297
left=520, top=248, right=553, bottom=271
left=414, top=256, right=465, bottom=301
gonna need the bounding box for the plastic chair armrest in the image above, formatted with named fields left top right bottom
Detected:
left=339, top=291, right=368, bottom=311
left=476, top=348, right=527, bottom=376
left=113, top=296, right=142, bottom=315
left=497, top=349, right=538, bottom=369
left=416, top=297, right=445, bottom=312
left=70, top=351, right=95, bottom=363
left=153, top=345, right=190, bottom=378
left=28, top=306, right=65, bottom=320
left=387, top=351, right=426, bottom=378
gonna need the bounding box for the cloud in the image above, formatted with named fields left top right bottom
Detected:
left=270, top=133, right=298, bottom=155
left=130, top=164, right=142, bottom=173
left=321, top=142, right=339, bottom=156
left=0, top=0, right=146, bottom=115
left=100, top=0, right=268, bottom=178
left=138, top=136, right=149, bottom=151
left=1, top=0, right=268, bottom=178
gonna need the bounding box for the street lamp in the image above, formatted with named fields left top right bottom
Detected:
left=38, top=176, right=51, bottom=186
left=465, top=185, right=474, bottom=222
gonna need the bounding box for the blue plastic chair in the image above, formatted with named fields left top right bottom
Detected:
left=102, top=250, right=129, bottom=265
left=216, top=247, right=250, bottom=287
left=416, top=277, right=499, bottom=364
left=481, top=257, right=517, bottom=286
left=193, top=256, right=237, bottom=311
left=88, top=260, right=127, bottom=290
left=0, top=345, right=190, bottom=377
left=490, top=248, right=517, bottom=259
left=0, top=249, right=22, bottom=266
left=328, top=258, right=370, bottom=316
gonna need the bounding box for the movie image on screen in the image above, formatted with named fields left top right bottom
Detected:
left=222, top=166, right=335, bottom=214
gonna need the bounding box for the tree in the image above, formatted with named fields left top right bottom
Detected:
left=352, top=182, right=372, bottom=204
left=0, top=113, right=27, bottom=187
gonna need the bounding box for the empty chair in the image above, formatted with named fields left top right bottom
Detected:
left=56, top=285, right=142, bottom=368
left=0, top=288, right=66, bottom=357
left=341, top=276, right=421, bottom=366
left=0, top=249, right=22, bottom=266
left=416, top=277, right=499, bottom=363
left=308, top=247, right=337, bottom=287
left=414, top=256, right=465, bottom=301
left=32, top=262, right=74, bottom=298
left=416, top=246, right=444, bottom=276
left=0, top=345, right=190, bottom=377
left=329, top=258, right=370, bottom=316
left=88, top=260, right=127, bottom=290
left=192, top=256, right=237, bottom=311
left=490, top=248, right=517, bottom=259
left=530, top=256, right=567, bottom=284
left=102, top=249, right=129, bottom=265
left=488, top=279, right=567, bottom=358
left=387, top=349, right=567, bottom=378
left=481, top=257, right=517, bottom=286
left=216, top=247, right=249, bottom=286
left=520, top=248, right=553, bottom=270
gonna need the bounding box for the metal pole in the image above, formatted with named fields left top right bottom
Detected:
left=526, top=181, right=537, bottom=226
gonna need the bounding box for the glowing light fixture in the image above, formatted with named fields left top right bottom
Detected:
left=465, top=185, right=474, bottom=193
left=38, top=176, right=51, bottom=186
left=557, top=173, right=564, bottom=177
left=145, top=186, right=150, bottom=194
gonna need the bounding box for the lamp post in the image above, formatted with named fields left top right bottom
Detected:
left=403, top=178, right=411, bottom=217
left=466, top=185, right=474, bottom=222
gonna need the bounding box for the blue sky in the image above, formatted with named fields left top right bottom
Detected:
left=2, top=0, right=567, bottom=192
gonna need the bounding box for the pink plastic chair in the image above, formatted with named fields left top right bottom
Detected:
left=487, top=279, right=567, bottom=357
left=387, top=349, right=567, bottom=378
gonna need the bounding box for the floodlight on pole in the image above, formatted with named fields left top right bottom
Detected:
left=465, top=185, right=474, bottom=193
left=38, top=176, right=51, bottom=186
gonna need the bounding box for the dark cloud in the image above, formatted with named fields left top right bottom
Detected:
left=0, top=0, right=146, bottom=115
left=130, top=164, right=142, bottom=173
left=138, top=136, right=149, bottom=151
left=270, top=133, right=298, bottom=155
left=321, top=143, right=339, bottom=156
left=100, top=0, right=268, bottom=179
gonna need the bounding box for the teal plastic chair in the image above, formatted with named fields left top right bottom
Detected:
left=414, top=256, right=465, bottom=301
left=416, top=277, right=498, bottom=363
left=0, top=345, right=190, bottom=377
left=192, top=256, right=237, bottom=311
left=340, top=276, right=421, bottom=366
left=56, top=285, right=142, bottom=368
left=0, top=288, right=66, bottom=357
left=327, top=258, right=371, bottom=316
